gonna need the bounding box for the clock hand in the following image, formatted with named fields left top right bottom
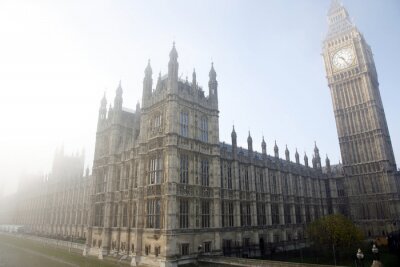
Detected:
left=339, top=56, right=349, bottom=64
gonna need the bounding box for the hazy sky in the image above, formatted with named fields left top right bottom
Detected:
left=0, top=0, right=399, bottom=197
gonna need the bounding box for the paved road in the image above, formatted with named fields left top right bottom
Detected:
left=0, top=239, right=78, bottom=267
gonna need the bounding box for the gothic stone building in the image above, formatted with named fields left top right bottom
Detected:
left=80, top=1, right=400, bottom=267
left=14, top=149, right=91, bottom=239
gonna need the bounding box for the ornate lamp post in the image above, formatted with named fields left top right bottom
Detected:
left=356, top=248, right=364, bottom=267
left=372, top=244, right=379, bottom=260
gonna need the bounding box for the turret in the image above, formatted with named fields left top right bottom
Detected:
left=98, top=92, right=107, bottom=122
left=231, top=126, right=237, bottom=158
left=285, top=145, right=290, bottom=161
left=314, top=142, right=322, bottom=169
left=168, top=42, right=179, bottom=93
left=261, top=137, right=267, bottom=157
left=274, top=141, right=279, bottom=158
left=142, top=60, right=153, bottom=106
left=208, top=62, right=218, bottom=106
left=114, top=81, right=123, bottom=111
left=304, top=152, right=309, bottom=167
left=326, top=155, right=331, bottom=173
left=192, top=69, right=197, bottom=89
left=295, top=149, right=300, bottom=164
left=247, top=132, right=253, bottom=151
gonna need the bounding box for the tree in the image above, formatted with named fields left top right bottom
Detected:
left=307, top=214, right=364, bottom=263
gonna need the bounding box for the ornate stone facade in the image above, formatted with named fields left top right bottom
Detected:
left=14, top=149, right=91, bottom=239
left=8, top=2, right=400, bottom=267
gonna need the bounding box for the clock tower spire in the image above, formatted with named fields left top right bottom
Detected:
left=322, top=1, right=398, bottom=235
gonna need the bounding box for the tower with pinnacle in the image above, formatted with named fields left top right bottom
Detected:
left=322, top=0, right=399, bottom=234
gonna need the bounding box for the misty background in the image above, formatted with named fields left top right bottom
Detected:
left=1, top=0, right=399, bottom=197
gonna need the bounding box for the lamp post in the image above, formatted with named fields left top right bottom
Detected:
left=356, top=248, right=364, bottom=267
left=372, top=244, right=379, bottom=261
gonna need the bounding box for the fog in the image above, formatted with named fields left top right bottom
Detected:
left=1, top=0, right=399, bottom=197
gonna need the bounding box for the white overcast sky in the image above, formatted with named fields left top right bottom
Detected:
left=0, top=0, right=399, bottom=196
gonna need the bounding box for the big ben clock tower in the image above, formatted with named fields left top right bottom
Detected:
left=322, top=0, right=399, bottom=234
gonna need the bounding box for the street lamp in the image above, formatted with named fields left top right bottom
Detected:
left=372, top=244, right=379, bottom=261
left=356, top=248, right=364, bottom=267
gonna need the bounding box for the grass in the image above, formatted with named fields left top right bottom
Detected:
left=0, top=234, right=128, bottom=267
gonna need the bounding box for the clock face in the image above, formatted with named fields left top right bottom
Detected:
left=332, top=47, right=355, bottom=70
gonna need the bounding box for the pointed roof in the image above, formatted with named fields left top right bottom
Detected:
left=231, top=125, right=237, bottom=138
left=328, top=0, right=342, bottom=15
left=145, top=59, right=152, bottom=77
left=209, top=62, right=216, bottom=80
left=169, top=41, right=178, bottom=60
left=116, top=80, right=123, bottom=96
left=261, top=136, right=266, bottom=146
left=101, top=92, right=107, bottom=107
left=247, top=131, right=252, bottom=143
left=326, top=0, right=353, bottom=38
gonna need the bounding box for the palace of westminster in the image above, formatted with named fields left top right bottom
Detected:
left=6, top=1, right=400, bottom=267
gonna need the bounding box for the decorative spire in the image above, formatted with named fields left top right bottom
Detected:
left=101, top=92, right=107, bottom=108
left=169, top=41, right=178, bottom=60
left=326, top=154, right=331, bottom=173
left=285, top=145, right=290, bottom=161
left=145, top=59, right=152, bottom=77
left=114, top=80, right=123, bottom=110
left=156, top=72, right=162, bottom=90
left=314, top=141, right=319, bottom=154
left=116, top=80, right=122, bottom=95
left=231, top=125, right=237, bottom=158
left=274, top=141, right=279, bottom=158
left=209, top=62, right=216, bottom=81
left=304, top=152, right=309, bottom=167
left=326, top=0, right=353, bottom=38
left=192, top=68, right=197, bottom=87
left=168, top=42, right=179, bottom=84
left=247, top=131, right=253, bottom=152
left=261, top=136, right=267, bottom=155
left=295, top=148, right=300, bottom=164
left=328, top=0, right=342, bottom=15
left=231, top=125, right=237, bottom=144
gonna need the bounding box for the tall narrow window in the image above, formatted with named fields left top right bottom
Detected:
left=180, top=154, right=189, bottom=184
left=295, top=205, right=302, bottom=224
left=200, top=116, right=208, bottom=142
left=146, top=199, right=161, bottom=228
left=201, top=159, right=209, bottom=186
left=122, top=203, right=128, bottom=227
left=179, top=199, right=189, bottom=228
left=271, top=204, right=280, bottom=225
left=201, top=200, right=210, bottom=228
left=222, top=201, right=234, bottom=227
left=257, top=203, right=266, bottom=226
left=131, top=202, right=137, bottom=228
left=284, top=204, right=291, bottom=224
left=94, top=204, right=104, bottom=227
left=180, top=111, right=189, bottom=137
left=113, top=203, right=119, bottom=227
left=149, top=155, right=163, bottom=184
left=227, top=163, right=232, bottom=189
left=240, top=203, right=251, bottom=226
left=244, top=167, right=249, bottom=191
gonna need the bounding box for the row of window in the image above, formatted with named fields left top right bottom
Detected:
left=94, top=200, right=322, bottom=229
left=221, top=163, right=323, bottom=197
left=180, top=111, right=209, bottom=142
